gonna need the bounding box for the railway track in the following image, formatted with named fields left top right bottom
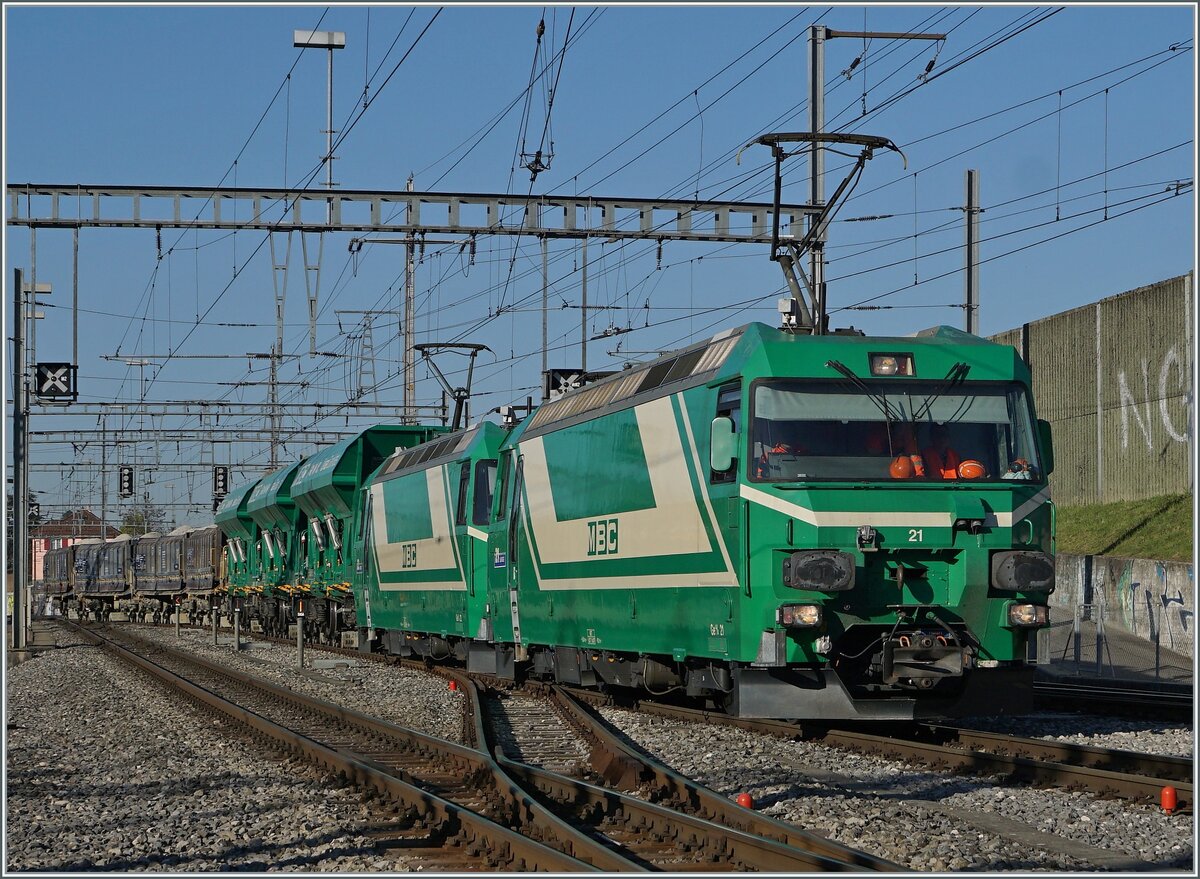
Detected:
left=64, top=620, right=594, bottom=871
left=480, top=691, right=592, bottom=776
left=111, top=617, right=1193, bottom=811
left=468, top=681, right=900, bottom=871
left=1033, top=677, right=1193, bottom=719
left=575, top=694, right=1193, bottom=810
left=67, top=620, right=898, bottom=871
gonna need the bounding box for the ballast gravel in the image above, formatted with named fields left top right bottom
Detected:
left=598, top=706, right=1194, bottom=873
left=5, top=627, right=413, bottom=872
left=132, top=623, right=465, bottom=743
left=957, top=711, right=1194, bottom=758
left=12, top=622, right=1190, bottom=873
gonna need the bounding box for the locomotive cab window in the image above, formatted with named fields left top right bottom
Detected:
left=751, top=380, right=1044, bottom=483
left=494, top=453, right=512, bottom=522
left=508, top=457, right=525, bottom=561
left=473, top=459, right=497, bottom=526
left=711, top=382, right=741, bottom=484
left=455, top=461, right=471, bottom=527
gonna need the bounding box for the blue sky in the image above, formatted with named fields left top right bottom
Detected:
left=5, top=3, right=1196, bottom=523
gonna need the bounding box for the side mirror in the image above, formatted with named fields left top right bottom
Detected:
left=1037, top=419, right=1054, bottom=476
left=710, top=416, right=737, bottom=472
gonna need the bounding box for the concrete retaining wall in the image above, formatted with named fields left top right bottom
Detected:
left=1052, top=553, right=1194, bottom=659
left=992, top=273, right=1194, bottom=506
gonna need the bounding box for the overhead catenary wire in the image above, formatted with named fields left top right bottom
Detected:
left=46, top=10, right=1190, bottom=518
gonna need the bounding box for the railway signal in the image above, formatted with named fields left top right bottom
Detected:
left=543, top=368, right=617, bottom=402
left=213, top=465, right=229, bottom=499
left=119, top=466, right=134, bottom=498
left=34, top=362, right=77, bottom=401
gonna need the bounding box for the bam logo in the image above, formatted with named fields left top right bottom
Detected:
left=587, top=518, right=619, bottom=557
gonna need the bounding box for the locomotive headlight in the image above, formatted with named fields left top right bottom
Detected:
left=991, top=550, right=1055, bottom=592
left=1007, top=603, right=1049, bottom=628
left=778, top=604, right=822, bottom=628
left=783, top=550, right=856, bottom=591
left=869, top=353, right=914, bottom=376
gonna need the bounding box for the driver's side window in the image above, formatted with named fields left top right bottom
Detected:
left=711, top=383, right=741, bottom=484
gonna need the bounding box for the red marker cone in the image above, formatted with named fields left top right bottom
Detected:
left=736, top=793, right=753, bottom=809
left=448, top=679, right=458, bottom=692
left=1161, top=786, right=1177, bottom=815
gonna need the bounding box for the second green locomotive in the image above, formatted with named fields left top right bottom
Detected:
left=348, top=321, right=1054, bottom=719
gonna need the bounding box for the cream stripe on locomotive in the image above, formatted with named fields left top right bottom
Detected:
left=520, top=395, right=736, bottom=591
left=370, top=465, right=466, bottom=592
left=740, top=484, right=1052, bottom=529
left=1000, top=487, right=1052, bottom=528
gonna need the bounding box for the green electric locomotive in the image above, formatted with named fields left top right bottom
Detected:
left=357, top=321, right=1054, bottom=720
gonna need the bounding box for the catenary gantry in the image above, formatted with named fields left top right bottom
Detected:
left=7, top=183, right=813, bottom=243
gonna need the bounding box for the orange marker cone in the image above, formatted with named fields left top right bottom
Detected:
left=1161, top=786, right=1177, bottom=815
left=736, top=793, right=753, bottom=809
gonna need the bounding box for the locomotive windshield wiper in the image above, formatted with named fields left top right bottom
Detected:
left=912, top=362, right=971, bottom=422
left=824, top=360, right=906, bottom=424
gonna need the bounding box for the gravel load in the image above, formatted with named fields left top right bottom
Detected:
left=132, top=624, right=465, bottom=743
left=5, top=627, right=411, bottom=872
left=957, top=711, right=1194, bottom=757
left=599, top=707, right=1194, bottom=872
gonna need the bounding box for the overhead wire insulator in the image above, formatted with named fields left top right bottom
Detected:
left=917, top=40, right=943, bottom=83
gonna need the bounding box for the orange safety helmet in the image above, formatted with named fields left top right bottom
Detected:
left=957, top=459, right=987, bottom=479
left=889, top=455, right=917, bottom=478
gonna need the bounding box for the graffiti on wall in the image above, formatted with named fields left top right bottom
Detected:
left=1111, top=556, right=1194, bottom=657
left=1117, top=344, right=1191, bottom=452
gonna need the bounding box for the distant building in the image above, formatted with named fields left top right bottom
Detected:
left=30, top=510, right=120, bottom=582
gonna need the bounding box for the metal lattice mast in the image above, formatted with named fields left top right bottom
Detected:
left=964, top=169, right=981, bottom=334
left=404, top=176, right=416, bottom=422
left=358, top=315, right=378, bottom=404
left=807, top=26, right=945, bottom=330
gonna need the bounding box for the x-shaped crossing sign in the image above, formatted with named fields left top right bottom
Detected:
left=35, top=362, right=76, bottom=400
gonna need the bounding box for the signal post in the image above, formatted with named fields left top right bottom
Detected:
left=11, top=269, right=28, bottom=650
